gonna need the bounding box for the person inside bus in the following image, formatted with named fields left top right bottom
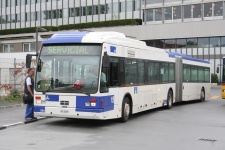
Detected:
left=86, top=65, right=107, bottom=82
left=24, top=68, right=37, bottom=120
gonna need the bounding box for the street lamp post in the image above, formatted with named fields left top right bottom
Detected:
left=36, top=27, right=47, bottom=56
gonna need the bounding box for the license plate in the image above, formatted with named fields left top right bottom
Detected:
left=60, top=110, right=69, bottom=113
left=85, top=102, right=90, bottom=106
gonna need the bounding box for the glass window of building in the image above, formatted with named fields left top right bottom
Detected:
left=36, top=11, right=41, bottom=21
left=164, top=39, right=176, bottom=48
left=87, top=6, right=92, bottom=16
left=187, top=38, right=197, bottom=48
left=31, top=12, right=36, bottom=21
left=94, top=5, right=99, bottom=15
left=6, top=15, right=11, bottom=23
left=6, top=0, right=10, bottom=7
left=146, top=9, right=153, bottom=21
left=222, top=37, right=225, bottom=47
left=31, top=0, right=35, bottom=4
left=23, top=43, right=35, bottom=52
left=193, top=4, right=201, bottom=18
left=155, top=8, right=162, bottom=21
left=164, top=7, right=172, bottom=20
left=82, top=7, right=86, bottom=16
left=2, top=16, right=7, bottom=24
left=17, top=0, right=21, bottom=6
left=204, top=3, right=212, bottom=17
left=154, top=40, right=164, bottom=48
left=21, top=13, right=25, bottom=22
left=177, top=39, right=187, bottom=48
left=106, top=3, right=112, bottom=14
left=2, top=0, right=6, bottom=8
left=120, top=2, right=126, bottom=12
left=3, top=44, right=14, bottom=53
left=75, top=7, right=80, bottom=16
left=184, top=5, right=191, bottom=19
left=47, top=10, right=52, bottom=19
left=57, top=9, right=62, bottom=18
left=16, top=14, right=20, bottom=22
left=210, top=37, right=220, bottom=47
left=214, top=1, right=223, bottom=17
left=127, top=0, right=133, bottom=12
left=100, top=5, right=106, bottom=14
left=11, top=15, right=16, bottom=23
left=26, top=12, right=30, bottom=21
left=41, top=11, right=47, bottom=20
left=113, top=2, right=119, bottom=13
left=173, top=6, right=181, bottom=20
left=69, top=8, right=75, bottom=17
left=52, top=10, right=57, bottom=19
left=63, top=8, right=68, bottom=18
left=134, top=0, right=140, bottom=11
left=11, top=0, right=16, bottom=7
left=198, top=38, right=209, bottom=48
left=21, top=0, right=26, bottom=5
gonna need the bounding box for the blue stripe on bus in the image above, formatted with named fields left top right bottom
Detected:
left=46, top=95, right=59, bottom=102
left=42, top=32, right=89, bottom=44
left=76, top=95, right=114, bottom=113
left=34, top=106, right=45, bottom=112
left=167, top=52, right=210, bottom=64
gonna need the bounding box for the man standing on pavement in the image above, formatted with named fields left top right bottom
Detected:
left=24, top=68, right=36, bottom=120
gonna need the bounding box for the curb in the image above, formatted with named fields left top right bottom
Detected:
left=0, top=104, right=24, bottom=109
left=0, top=117, right=46, bottom=131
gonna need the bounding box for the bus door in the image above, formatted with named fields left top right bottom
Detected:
left=175, top=56, right=183, bottom=102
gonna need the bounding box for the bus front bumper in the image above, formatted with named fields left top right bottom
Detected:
left=34, top=106, right=109, bottom=120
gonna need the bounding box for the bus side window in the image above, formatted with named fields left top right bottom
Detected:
left=110, top=58, right=119, bottom=86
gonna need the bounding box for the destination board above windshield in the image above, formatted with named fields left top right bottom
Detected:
left=41, top=45, right=102, bottom=55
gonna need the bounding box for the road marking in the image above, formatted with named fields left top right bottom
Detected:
left=210, top=96, right=219, bottom=100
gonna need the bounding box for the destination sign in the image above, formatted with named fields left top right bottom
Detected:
left=41, top=45, right=101, bottom=55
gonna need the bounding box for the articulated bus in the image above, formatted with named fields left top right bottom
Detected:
left=26, top=31, right=211, bottom=122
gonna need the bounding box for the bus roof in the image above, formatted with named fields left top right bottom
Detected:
left=167, top=52, right=210, bottom=64
left=42, top=31, right=146, bottom=47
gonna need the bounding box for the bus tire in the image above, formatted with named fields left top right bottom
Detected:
left=166, top=90, right=173, bottom=109
left=120, top=97, right=130, bottom=123
left=200, top=89, right=205, bottom=102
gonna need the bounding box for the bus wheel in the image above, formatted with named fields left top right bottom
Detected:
left=200, top=89, right=205, bottom=102
left=166, top=90, right=173, bottom=109
left=120, top=97, right=130, bottom=123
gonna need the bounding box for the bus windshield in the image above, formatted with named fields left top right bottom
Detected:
left=35, top=44, right=102, bottom=94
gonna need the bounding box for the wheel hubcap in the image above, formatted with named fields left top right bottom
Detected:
left=124, top=103, right=130, bottom=117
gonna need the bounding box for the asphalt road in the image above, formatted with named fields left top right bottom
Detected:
left=0, top=87, right=225, bottom=150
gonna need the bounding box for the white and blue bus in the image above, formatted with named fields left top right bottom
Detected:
left=26, top=31, right=211, bottom=122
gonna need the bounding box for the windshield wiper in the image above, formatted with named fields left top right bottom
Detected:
left=42, top=85, right=51, bottom=94
left=42, top=78, right=54, bottom=94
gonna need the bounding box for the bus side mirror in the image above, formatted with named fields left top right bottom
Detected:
left=26, top=54, right=32, bottom=68
left=216, top=67, right=219, bottom=73
left=102, top=53, right=110, bottom=68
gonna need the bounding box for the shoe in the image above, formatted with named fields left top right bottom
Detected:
left=25, top=117, right=37, bottom=121
left=25, top=117, right=33, bottom=121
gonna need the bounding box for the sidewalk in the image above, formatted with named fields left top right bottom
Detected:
left=0, top=104, right=44, bottom=130
left=0, top=105, right=26, bottom=129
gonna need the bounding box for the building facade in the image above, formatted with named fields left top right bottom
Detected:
left=0, top=0, right=225, bottom=82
